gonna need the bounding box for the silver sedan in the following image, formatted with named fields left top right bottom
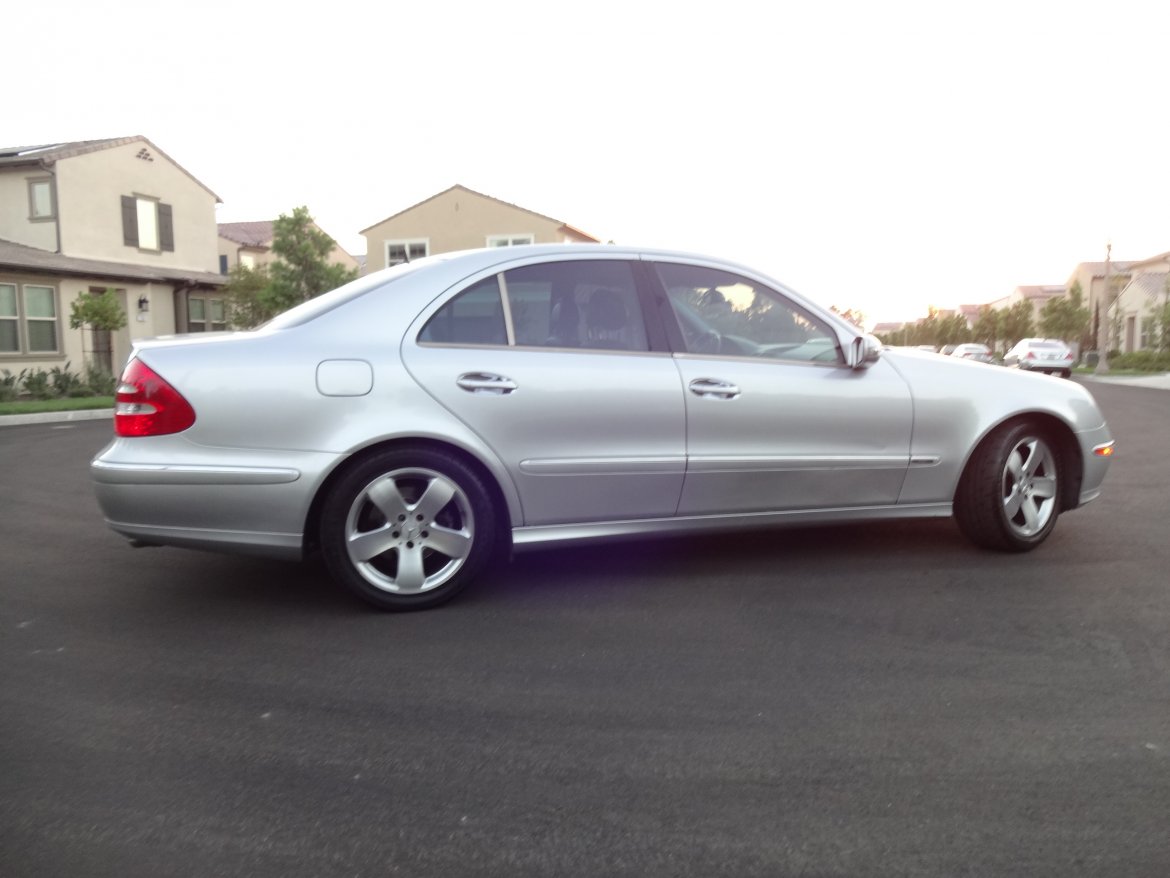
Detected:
left=92, top=246, right=1115, bottom=610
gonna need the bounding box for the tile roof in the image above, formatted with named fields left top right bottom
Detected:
left=218, top=221, right=275, bottom=248
left=1014, top=284, right=1066, bottom=299
left=1068, top=260, right=1133, bottom=279
left=1123, top=271, right=1169, bottom=303
left=0, top=136, right=221, bottom=202
left=0, top=237, right=225, bottom=287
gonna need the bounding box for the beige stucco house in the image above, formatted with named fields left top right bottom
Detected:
left=989, top=284, right=1068, bottom=323
left=218, top=219, right=359, bottom=274
left=360, top=184, right=600, bottom=273
left=1064, top=258, right=1132, bottom=332
left=1109, top=250, right=1169, bottom=353
left=0, top=136, right=224, bottom=376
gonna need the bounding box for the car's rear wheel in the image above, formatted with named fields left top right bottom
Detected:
left=954, top=422, right=1061, bottom=552
left=319, top=447, right=498, bottom=610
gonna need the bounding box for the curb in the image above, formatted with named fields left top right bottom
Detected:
left=0, top=408, right=113, bottom=427
left=1080, top=373, right=1170, bottom=390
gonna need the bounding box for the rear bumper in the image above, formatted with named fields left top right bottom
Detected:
left=90, top=438, right=338, bottom=561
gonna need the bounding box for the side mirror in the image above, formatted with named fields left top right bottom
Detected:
left=848, top=334, right=882, bottom=370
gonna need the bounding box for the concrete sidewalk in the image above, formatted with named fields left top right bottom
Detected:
left=0, top=408, right=113, bottom=427
left=1081, top=372, right=1170, bottom=390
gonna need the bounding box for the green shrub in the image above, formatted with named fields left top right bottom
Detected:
left=21, top=368, right=52, bottom=399
left=50, top=362, right=87, bottom=398
left=83, top=366, right=118, bottom=396
left=1112, top=350, right=1170, bottom=372
left=0, top=369, right=18, bottom=402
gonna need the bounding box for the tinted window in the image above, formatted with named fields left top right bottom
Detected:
left=419, top=276, right=506, bottom=344
left=655, top=263, right=842, bottom=364
left=420, top=261, right=649, bottom=352
left=507, top=261, right=647, bottom=351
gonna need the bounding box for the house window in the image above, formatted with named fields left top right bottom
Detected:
left=239, top=252, right=257, bottom=269
left=487, top=234, right=534, bottom=247
left=187, top=296, right=227, bottom=332
left=28, top=178, right=55, bottom=220
left=137, top=199, right=160, bottom=250
left=0, top=284, right=17, bottom=353
left=219, top=254, right=229, bottom=274
left=0, top=282, right=60, bottom=355
left=121, top=195, right=175, bottom=252
left=386, top=240, right=428, bottom=267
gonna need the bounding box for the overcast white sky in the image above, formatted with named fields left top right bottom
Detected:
left=6, top=0, right=1167, bottom=324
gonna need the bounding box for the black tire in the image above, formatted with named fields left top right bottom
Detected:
left=319, top=447, right=498, bottom=610
left=954, top=421, right=1061, bottom=552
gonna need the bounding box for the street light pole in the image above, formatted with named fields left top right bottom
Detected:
left=1095, top=242, right=1112, bottom=374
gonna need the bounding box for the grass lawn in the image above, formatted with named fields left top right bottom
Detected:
left=0, top=396, right=114, bottom=416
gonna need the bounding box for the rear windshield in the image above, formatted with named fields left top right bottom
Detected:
left=262, top=262, right=422, bottom=330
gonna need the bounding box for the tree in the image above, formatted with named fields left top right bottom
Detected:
left=998, top=300, right=1035, bottom=348
left=830, top=305, right=866, bottom=328
left=971, top=305, right=1000, bottom=352
left=1038, top=285, right=1090, bottom=346
left=265, top=206, right=358, bottom=313
left=915, top=308, right=969, bottom=348
left=219, top=264, right=274, bottom=329
left=69, top=288, right=127, bottom=373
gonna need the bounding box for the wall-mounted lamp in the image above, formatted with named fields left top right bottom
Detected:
left=137, top=295, right=150, bottom=313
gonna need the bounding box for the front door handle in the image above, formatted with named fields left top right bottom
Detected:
left=688, top=378, right=741, bottom=400
left=456, top=372, right=518, bottom=395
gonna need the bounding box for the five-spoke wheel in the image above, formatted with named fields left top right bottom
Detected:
left=320, top=448, right=497, bottom=610
left=955, top=421, right=1062, bottom=552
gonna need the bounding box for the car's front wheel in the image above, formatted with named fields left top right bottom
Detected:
left=954, top=422, right=1062, bottom=552
left=319, top=447, right=498, bottom=610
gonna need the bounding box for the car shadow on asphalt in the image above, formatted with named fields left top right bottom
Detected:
left=128, top=517, right=1050, bottom=615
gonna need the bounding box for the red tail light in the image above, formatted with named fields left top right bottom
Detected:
left=115, top=358, right=196, bottom=437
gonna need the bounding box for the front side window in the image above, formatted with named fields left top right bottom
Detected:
left=0, top=282, right=59, bottom=355
left=386, top=240, right=428, bottom=267
left=28, top=178, right=54, bottom=220
left=419, top=260, right=648, bottom=352
left=655, top=263, right=842, bottom=364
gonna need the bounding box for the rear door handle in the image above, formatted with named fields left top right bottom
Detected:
left=456, top=372, right=518, bottom=395
left=688, top=378, right=741, bottom=400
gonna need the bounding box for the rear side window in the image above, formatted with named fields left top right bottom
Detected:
left=418, top=277, right=506, bottom=344
left=419, top=260, right=648, bottom=352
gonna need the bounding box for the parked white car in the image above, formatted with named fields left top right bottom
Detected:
left=1003, top=339, right=1075, bottom=378
left=950, top=343, right=994, bottom=363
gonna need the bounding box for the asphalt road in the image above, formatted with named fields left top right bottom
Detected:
left=2, top=381, right=1168, bottom=877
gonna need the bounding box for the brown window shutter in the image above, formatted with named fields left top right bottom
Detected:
left=159, top=203, right=174, bottom=252
left=121, top=196, right=138, bottom=246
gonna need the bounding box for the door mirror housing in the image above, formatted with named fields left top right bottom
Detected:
left=847, top=334, right=883, bottom=370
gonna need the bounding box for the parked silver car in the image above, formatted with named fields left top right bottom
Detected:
left=91, top=245, right=1114, bottom=610
left=1003, top=338, right=1075, bottom=377
left=949, top=343, right=994, bottom=363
